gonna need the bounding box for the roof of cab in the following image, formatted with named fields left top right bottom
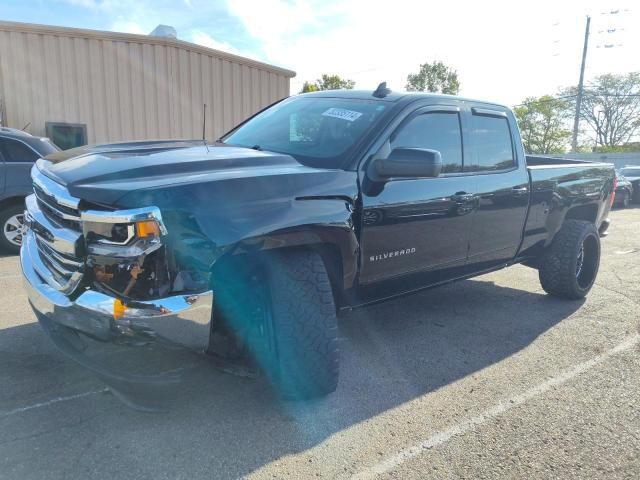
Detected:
left=297, top=89, right=511, bottom=110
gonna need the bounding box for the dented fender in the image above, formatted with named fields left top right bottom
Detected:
left=114, top=167, right=361, bottom=292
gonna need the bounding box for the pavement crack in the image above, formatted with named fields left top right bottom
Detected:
left=0, top=388, right=109, bottom=419
left=594, top=282, right=640, bottom=307
left=0, top=417, right=90, bottom=447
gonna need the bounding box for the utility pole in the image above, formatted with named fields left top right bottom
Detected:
left=571, top=15, right=591, bottom=152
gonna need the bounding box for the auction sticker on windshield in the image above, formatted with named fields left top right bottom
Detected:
left=322, top=108, right=363, bottom=122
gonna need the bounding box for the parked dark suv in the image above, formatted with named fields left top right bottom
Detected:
left=619, top=166, right=640, bottom=204
left=0, top=128, right=59, bottom=253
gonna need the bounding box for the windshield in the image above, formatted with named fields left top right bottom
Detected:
left=222, top=97, right=388, bottom=168
left=39, top=138, right=60, bottom=154
left=620, top=168, right=640, bottom=176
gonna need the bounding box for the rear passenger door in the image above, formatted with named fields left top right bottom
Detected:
left=465, top=107, right=529, bottom=270
left=0, top=138, right=39, bottom=197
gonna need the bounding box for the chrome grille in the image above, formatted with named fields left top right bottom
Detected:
left=33, top=184, right=82, bottom=231
left=26, top=167, right=84, bottom=294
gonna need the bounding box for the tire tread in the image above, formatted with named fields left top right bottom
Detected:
left=267, top=250, right=339, bottom=398
left=538, top=220, right=600, bottom=299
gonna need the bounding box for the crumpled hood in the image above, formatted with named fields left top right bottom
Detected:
left=38, top=143, right=325, bottom=206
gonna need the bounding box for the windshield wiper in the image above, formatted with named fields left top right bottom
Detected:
left=250, top=144, right=262, bottom=151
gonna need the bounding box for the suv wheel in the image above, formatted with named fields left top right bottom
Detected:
left=617, top=191, right=630, bottom=208
left=0, top=204, right=26, bottom=254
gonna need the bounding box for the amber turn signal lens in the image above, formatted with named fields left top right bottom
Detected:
left=113, top=298, right=126, bottom=319
left=136, top=220, right=161, bottom=238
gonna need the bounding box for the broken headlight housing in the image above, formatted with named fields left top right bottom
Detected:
left=81, top=207, right=171, bottom=300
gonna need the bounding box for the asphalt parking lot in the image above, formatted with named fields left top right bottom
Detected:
left=1, top=207, right=638, bottom=480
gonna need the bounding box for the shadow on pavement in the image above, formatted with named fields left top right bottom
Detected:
left=0, top=277, right=584, bottom=478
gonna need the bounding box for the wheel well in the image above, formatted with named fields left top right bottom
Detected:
left=0, top=196, right=26, bottom=212
left=564, top=204, right=598, bottom=224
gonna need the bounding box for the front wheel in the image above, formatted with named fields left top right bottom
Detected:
left=266, top=250, right=339, bottom=399
left=210, top=250, right=339, bottom=399
left=538, top=220, right=601, bottom=299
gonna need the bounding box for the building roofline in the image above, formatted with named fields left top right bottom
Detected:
left=0, top=20, right=296, bottom=78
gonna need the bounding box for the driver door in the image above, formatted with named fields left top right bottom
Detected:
left=359, top=104, right=477, bottom=286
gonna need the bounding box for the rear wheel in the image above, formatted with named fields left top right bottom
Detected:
left=538, top=220, right=600, bottom=299
left=0, top=204, right=25, bottom=254
left=210, top=250, right=339, bottom=399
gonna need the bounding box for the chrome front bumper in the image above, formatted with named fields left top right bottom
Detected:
left=21, top=229, right=213, bottom=351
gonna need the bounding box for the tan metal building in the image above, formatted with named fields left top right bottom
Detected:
left=0, top=20, right=295, bottom=146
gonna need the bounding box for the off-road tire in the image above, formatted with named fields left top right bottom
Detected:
left=538, top=220, right=600, bottom=299
left=210, top=250, right=339, bottom=399
left=265, top=250, right=339, bottom=399
left=0, top=203, right=25, bottom=254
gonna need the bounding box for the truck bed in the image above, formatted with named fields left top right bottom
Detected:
left=520, top=157, right=615, bottom=256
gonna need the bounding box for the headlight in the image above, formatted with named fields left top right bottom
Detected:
left=83, top=222, right=135, bottom=245
left=81, top=206, right=167, bottom=259
left=82, top=207, right=170, bottom=299
left=81, top=207, right=167, bottom=246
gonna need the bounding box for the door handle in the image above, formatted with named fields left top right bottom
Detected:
left=512, top=186, right=529, bottom=196
left=452, top=191, right=475, bottom=202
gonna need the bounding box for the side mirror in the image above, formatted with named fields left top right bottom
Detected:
left=367, top=148, right=442, bottom=182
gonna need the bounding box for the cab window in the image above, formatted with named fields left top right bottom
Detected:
left=469, top=114, right=515, bottom=172
left=391, top=112, right=463, bottom=174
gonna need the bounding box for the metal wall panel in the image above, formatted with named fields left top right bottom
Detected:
left=0, top=21, right=294, bottom=145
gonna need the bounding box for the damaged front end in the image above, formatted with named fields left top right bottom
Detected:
left=79, top=206, right=213, bottom=348
left=21, top=168, right=214, bottom=408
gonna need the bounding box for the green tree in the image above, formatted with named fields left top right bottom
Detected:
left=514, top=95, right=572, bottom=154
left=300, top=81, right=318, bottom=93
left=405, top=61, right=460, bottom=95
left=562, top=72, right=640, bottom=147
left=300, top=74, right=355, bottom=93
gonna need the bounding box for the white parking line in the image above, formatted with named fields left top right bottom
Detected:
left=0, top=388, right=109, bottom=419
left=352, top=333, right=640, bottom=480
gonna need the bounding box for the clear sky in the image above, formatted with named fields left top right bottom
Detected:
left=1, top=0, right=638, bottom=106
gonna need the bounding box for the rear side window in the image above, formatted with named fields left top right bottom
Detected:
left=0, top=138, right=39, bottom=163
left=391, top=112, right=463, bottom=174
left=469, top=114, right=515, bottom=172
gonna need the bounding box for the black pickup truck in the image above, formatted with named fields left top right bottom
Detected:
left=21, top=88, right=615, bottom=400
